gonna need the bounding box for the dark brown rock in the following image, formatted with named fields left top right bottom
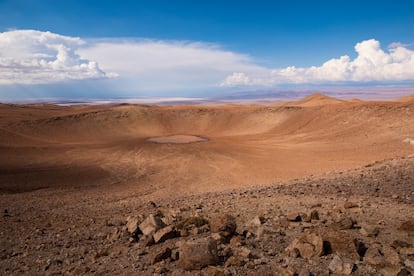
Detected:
left=153, top=226, right=176, bottom=243
left=178, top=237, right=218, bottom=270
left=364, top=244, right=400, bottom=266
left=202, top=266, right=226, bottom=276
left=344, top=202, right=359, bottom=209
left=176, top=217, right=209, bottom=231
left=399, top=220, right=414, bottom=232
left=287, top=212, right=302, bottom=222
left=152, top=247, right=171, bottom=264
left=328, top=254, right=355, bottom=275
left=310, top=210, right=320, bottom=221
left=360, top=224, right=380, bottom=237
left=139, top=214, right=166, bottom=236
left=319, top=229, right=360, bottom=260
left=286, top=232, right=324, bottom=259
left=126, top=216, right=142, bottom=235
left=209, top=214, right=236, bottom=237
left=330, top=217, right=354, bottom=230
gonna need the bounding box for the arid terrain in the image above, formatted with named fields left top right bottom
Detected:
left=1, top=93, right=414, bottom=275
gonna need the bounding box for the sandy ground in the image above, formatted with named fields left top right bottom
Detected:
left=147, top=135, right=208, bottom=144
left=0, top=94, right=414, bottom=275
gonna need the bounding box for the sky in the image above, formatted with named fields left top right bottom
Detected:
left=0, top=0, right=414, bottom=101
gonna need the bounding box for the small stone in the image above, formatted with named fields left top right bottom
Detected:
left=360, top=224, right=380, bottom=237
left=139, top=214, right=166, bottom=236
left=287, top=212, right=301, bottom=222
left=399, top=247, right=414, bottom=255
left=230, top=235, right=243, bottom=247
left=286, top=232, right=324, bottom=259
left=235, top=246, right=252, bottom=259
left=176, top=217, right=209, bottom=231
left=330, top=217, right=354, bottom=230
left=202, top=266, right=226, bottom=276
left=209, top=214, right=236, bottom=238
left=328, top=254, right=355, bottom=275
left=405, top=259, right=414, bottom=270
left=154, top=266, right=167, bottom=274
left=248, top=216, right=262, bottom=227
left=210, top=232, right=225, bottom=244
left=392, top=240, right=412, bottom=248
left=126, top=216, right=141, bottom=235
left=225, top=256, right=244, bottom=267
left=319, top=229, right=360, bottom=260
left=178, top=237, right=218, bottom=270
left=171, top=248, right=180, bottom=261
left=138, top=234, right=154, bottom=247
left=344, top=202, right=358, bottom=209
left=152, top=247, right=171, bottom=264
left=153, top=226, right=176, bottom=243
left=310, top=210, right=319, bottom=221
left=364, top=244, right=400, bottom=266
left=399, top=220, right=414, bottom=232
left=298, top=268, right=311, bottom=276
left=397, top=268, right=412, bottom=276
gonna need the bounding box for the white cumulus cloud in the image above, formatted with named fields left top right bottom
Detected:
left=77, top=40, right=265, bottom=91
left=0, top=30, right=112, bottom=84
left=219, top=72, right=251, bottom=87
left=221, top=39, right=414, bottom=87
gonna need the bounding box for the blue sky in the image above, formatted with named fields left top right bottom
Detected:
left=0, top=0, right=414, bottom=100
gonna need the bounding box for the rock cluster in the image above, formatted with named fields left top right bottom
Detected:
left=120, top=201, right=414, bottom=275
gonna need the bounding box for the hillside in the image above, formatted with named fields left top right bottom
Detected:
left=0, top=94, right=414, bottom=275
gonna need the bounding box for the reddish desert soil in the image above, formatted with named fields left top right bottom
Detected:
left=0, top=93, right=414, bottom=275
left=147, top=135, right=208, bottom=144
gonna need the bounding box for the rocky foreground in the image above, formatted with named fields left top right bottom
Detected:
left=1, top=155, right=414, bottom=275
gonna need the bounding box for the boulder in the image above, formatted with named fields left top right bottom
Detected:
left=202, top=266, right=226, bottom=276
left=404, top=259, right=414, bottom=270
left=364, top=244, right=400, bottom=266
left=360, top=224, right=380, bottom=237
left=175, top=217, right=209, bottom=231
left=344, top=202, right=359, bottom=209
left=330, top=216, right=354, bottom=230
left=287, top=212, right=301, bottom=222
left=178, top=237, right=218, bottom=270
left=126, top=216, right=141, bottom=235
left=286, top=232, right=324, bottom=259
left=139, top=214, right=166, bottom=236
left=399, top=247, right=414, bottom=255
left=399, top=220, right=414, bottom=232
left=319, top=229, right=360, bottom=260
left=235, top=246, right=252, bottom=259
left=310, top=210, right=320, bottom=221
left=209, top=214, right=236, bottom=238
left=328, top=254, right=355, bottom=275
left=153, top=226, right=176, bottom=243
left=152, top=247, right=171, bottom=264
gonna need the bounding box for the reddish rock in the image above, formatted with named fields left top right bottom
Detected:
left=153, top=226, right=176, bottom=243
left=152, top=247, right=171, bottom=264
left=398, top=220, right=414, bottom=232
left=286, top=232, right=324, bottom=259
left=139, top=214, right=166, bottom=236
left=178, top=237, right=218, bottom=270
left=287, top=212, right=302, bottom=222
left=364, top=244, right=400, bottom=266
left=209, top=214, right=236, bottom=237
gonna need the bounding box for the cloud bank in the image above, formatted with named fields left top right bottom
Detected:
left=77, top=39, right=265, bottom=91
left=1, top=30, right=413, bottom=96
left=221, top=39, right=414, bottom=87
left=0, top=30, right=112, bottom=84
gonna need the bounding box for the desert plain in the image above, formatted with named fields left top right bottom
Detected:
left=1, top=93, right=414, bottom=275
